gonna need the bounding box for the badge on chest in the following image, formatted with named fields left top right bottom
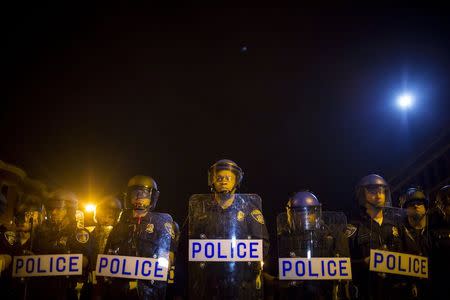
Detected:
left=145, top=224, right=154, bottom=234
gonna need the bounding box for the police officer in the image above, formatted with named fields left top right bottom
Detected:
left=30, top=189, right=93, bottom=300
left=14, top=200, right=43, bottom=252
left=277, top=191, right=350, bottom=300
left=92, top=195, right=122, bottom=258
left=16, top=178, right=47, bottom=253
left=399, top=187, right=431, bottom=299
left=11, top=199, right=45, bottom=299
left=429, top=185, right=450, bottom=299
left=347, top=174, right=405, bottom=300
left=0, top=193, right=20, bottom=300
left=0, top=193, right=14, bottom=273
left=188, top=159, right=270, bottom=300
left=104, top=175, right=179, bottom=300
left=88, top=195, right=122, bottom=300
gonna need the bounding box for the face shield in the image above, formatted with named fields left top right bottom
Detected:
left=208, top=160, right=243, bottom=193
left=45, top=201, right=67, bottom=225
left=287, top=205, right=322, bottom=231
left=95, top=206, right=121, bottom=226
left=126, top=187, right=153, bottom=211
left=15, top=210, right=42, bottom=232
left=405, top=200, right=427, bottom=222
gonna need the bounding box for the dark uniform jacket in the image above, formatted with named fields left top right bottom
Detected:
left=347, top=212, right=405, bottom=300
left=400, top=220, right=431, bottom=299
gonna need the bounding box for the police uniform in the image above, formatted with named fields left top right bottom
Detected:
left=0, top=224, right=22, bottom=300
left=347, top=213, right=405, bottom=300
left=400, top=221, right=431, bottom=299
left=188, top=194, right=269, bottom=300
left=29, top=220, right=93, bottom=300
left=104, top=210, right=179, bottom=300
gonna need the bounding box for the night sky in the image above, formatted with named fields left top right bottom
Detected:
left=3, top=4, right=450, bottom=278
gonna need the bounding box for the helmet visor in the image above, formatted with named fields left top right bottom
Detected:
left=126, top=187, right=152, bottom=210
left=287, top=205, right=321, bottom=231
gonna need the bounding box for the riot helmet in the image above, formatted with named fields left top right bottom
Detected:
left=356, top=174, right=392, bottom=209
left=286, top=191, right=322, bottom=231
left=436, top=185, right=450, bottom=219
left=400, top=187, right=428, bottom=223
left=400, top=187, right=428, bottom=209
left=14, top=200, right=43, bottom=232
left=208, top=159, right=243, bottom=194
left=46, top=189, right=78, bottom=224
left=95, top=195, right=122, bottom=225
left=125, top=175, right=160, bottom=211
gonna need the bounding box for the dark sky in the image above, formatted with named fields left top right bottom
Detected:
left=2, top=5, right=450, bottom=273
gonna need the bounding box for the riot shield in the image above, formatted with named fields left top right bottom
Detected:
left=188, top=194, right=267, bottom=300
left=97, top=211, right=177, bottom=300
left=277, top=210, right=351, bottom=300
left=20, top=219, right=93, bottom=300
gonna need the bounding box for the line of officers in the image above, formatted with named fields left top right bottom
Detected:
left=0, top=159, right=449, bottom=300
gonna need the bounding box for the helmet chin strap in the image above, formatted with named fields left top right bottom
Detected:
left=218, top=188, right=235, bottom=194
left=212, top=183, right=237, bottom=195
left=411, top=213, right=425, bottom=223
left=365, top=199, right=385, bottom=212
left=214, top=192, right=233, bottom=201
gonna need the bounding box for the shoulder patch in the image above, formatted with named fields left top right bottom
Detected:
left=345, top=224, right=357, bottom=238
left=250, top=209, right=265, bottom=225
left=76, top=229, right=90, bottom=244
left=4, top=231, right=16, bottom=246
left=164, top=222, right=176, bottom=239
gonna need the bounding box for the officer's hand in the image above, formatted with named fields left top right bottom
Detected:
left=129, top=281, right=138, bottom=290
left=364, top=256, right=370, bottom=265
left=0, top=254, right=12, bottom=271
left=345, top=281, right=359, bottom=300
left=411, top=284, right=418, bottom=298
left=169, top=251, right=175, bottom=266
left=82, top=255, right=89, bottom=268
left=168, top=266, right=175, bottom=284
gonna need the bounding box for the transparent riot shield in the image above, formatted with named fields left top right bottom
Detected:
left=277, top=210, right=351, bottom=300
left=98, top=211, right=178, bottom=300
left=188, top=194, right=267, bottom=300
left=23, top=218, right=94, bottom=300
